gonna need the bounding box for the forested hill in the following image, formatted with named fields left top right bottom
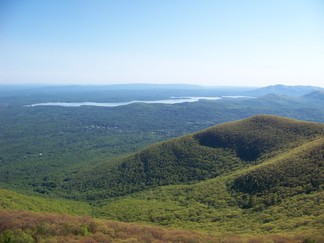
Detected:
left=62, top=115, right=324, bottom=200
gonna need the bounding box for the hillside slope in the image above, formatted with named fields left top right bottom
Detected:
left=0, top=189, right=91, bottom=215
left=232, top=137, right=324, bottom=208
left=61, top=115, right=324, bottom=200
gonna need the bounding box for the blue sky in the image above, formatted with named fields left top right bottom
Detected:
left=0, top=0, right=324, bottom=87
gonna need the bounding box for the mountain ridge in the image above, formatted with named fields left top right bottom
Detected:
left=61, top=115, right=324, bottom=200
left=94, top=132, right=324, bottom=234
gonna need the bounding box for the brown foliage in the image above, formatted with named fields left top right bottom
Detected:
left=0, top=210, right=323, bottom=243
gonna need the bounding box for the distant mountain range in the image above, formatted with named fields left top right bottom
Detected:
left=303, top=90, right=324, bottom=99
left=246, top=84, right=324, bottom=97
left=1, top=83, right=323, bottom=98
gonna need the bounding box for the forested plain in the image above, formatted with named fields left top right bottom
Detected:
left=0, top=85, right=324, bottom=242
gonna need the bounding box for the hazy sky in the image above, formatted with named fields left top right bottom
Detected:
left=1, top=0, right=324, bottom=87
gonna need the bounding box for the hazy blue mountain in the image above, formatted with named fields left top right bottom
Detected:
left=245, top=84, right=323, bottom=97
left=303, top=90, right=324, bottom=100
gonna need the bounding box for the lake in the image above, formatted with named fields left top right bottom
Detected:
left=26, top=96, right=253, bottom=107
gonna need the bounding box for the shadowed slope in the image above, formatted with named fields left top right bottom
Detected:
left=231, top=137, right=324, bottom=208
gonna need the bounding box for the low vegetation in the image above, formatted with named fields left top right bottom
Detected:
left=0, top=210, right=322, bottom=243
